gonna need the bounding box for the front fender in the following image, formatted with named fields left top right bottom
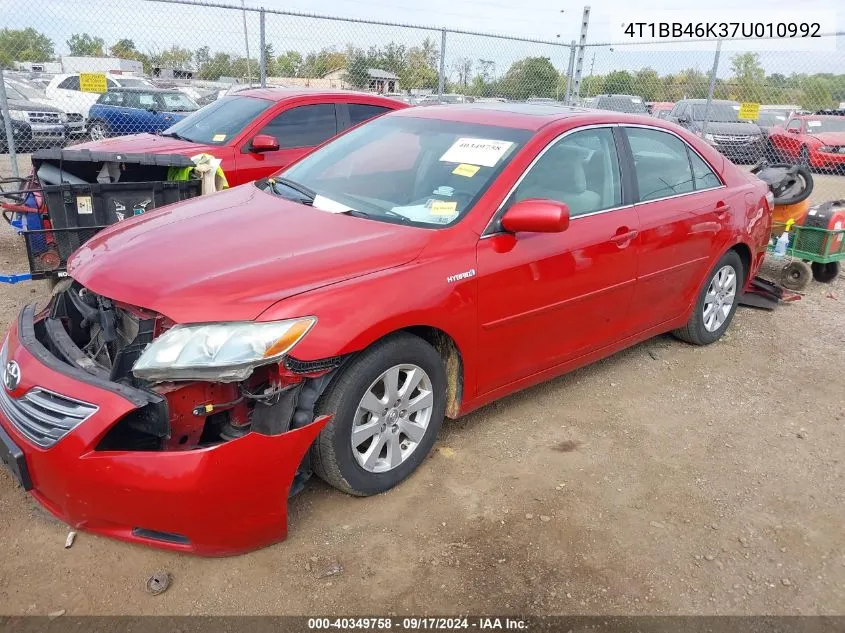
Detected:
left=258, top=256, right=480, bottom=402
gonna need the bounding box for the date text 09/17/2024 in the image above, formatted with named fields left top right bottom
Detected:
left=307, top=617, right=528, bottom=630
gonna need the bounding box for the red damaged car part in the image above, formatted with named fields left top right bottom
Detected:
left=0, top=301, right=335, bottom=555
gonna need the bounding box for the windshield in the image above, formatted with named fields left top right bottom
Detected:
left=275, top=115, right=531, bottom=228
left=692, top=103, right=741, bottom=122
left=805, top=117, right=845, bottom=133
left=117, top=77, right=151, bottom=88
left=161, top=92, right=198, bottom=112
left=163, top=95, right=271, bottom=145
left=596, top=96, right=647, bottom=114
left=5, top=81, right=43, bottom=101
left=758, top=112, right=787, bottom=126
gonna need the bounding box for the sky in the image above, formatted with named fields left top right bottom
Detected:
left=7, top=0, right=844, bottom=79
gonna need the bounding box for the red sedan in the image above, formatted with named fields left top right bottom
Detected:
left=0, top=105, right=771, bottom=555
left=73, top=88, right=407, bottom=186
left=767, top=114, right=845, bottom=172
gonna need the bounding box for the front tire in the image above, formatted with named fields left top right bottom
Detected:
left=89, top=120, right=110, bottom=141
left=312, top=333, right=446, bottom=496
left=674, top=250, right=744, bottom=346
left=811, top=261, right=840, bottom=283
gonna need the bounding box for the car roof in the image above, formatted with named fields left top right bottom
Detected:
left=681, top=99, right=739, bottom=105
left=390, top=102, right=661, bottom=131
left=235, top=87, right=399, bottom=102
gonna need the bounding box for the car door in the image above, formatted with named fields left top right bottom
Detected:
left=623, top=125, right=734, bottom=331
left=234, top=102, right=339, bottom=184
left=774, top=118, right=804, bottom=160
left=475, top=126, right=640, bottom=394
left=151, top=94, right=178, bottom=134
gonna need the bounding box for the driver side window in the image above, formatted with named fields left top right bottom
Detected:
left=507, top=127, right=622, bottom=218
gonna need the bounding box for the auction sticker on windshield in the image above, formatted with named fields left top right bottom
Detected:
left=452, top=163, right=481, bottom=178
left=440, top=138, right=514, bottom=167
left=212, top=134, right=226, bottom=142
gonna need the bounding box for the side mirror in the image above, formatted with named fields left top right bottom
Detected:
left=678, top=115, right=690, bottom=125
left=787, top=128, right=800, bottom=134
left=251, top=134, right=280, bottom=152
left=501, top=199, right=570, bottom=234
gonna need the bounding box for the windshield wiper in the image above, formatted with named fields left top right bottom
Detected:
left=344, top=209, right=413, bottom=224
left=268, top=177, right=316, bottom=205
left=159, top=131, right=188, bottom=141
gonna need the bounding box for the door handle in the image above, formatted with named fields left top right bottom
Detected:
left=610, top=229, right=638, bottom=248
left=715, top=203, right=731, bottom=219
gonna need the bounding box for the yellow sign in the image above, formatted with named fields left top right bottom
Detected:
left=430, top=200, right=458, bottom=216
left=452, top=163, right=481, bottom=178
left=79, top=73, right=108, bottom=93
left=738, top=102, right=760, bottom=121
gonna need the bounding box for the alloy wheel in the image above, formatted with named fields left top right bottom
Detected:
left=702, top=265, right=737, bottom=332
left=351, top=363, right=434, bottom=473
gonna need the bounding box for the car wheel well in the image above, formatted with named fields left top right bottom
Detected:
left=401, top=326, right=463, bottom=418
left=729, top=243, right=752, bottom=285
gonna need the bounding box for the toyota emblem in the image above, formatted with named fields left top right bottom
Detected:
left=3, top=360, right=20, bottom=391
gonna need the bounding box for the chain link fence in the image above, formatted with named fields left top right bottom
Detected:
left=1, top=0, right=844, bottom=185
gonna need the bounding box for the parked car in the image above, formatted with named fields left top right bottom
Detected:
left=45, top=73, right=154, bottom=120
left=756, top=110, right=788, bottom=136
left=5, top=77, right=87, bottom=139
left=73, top=88, right=408, bottom=186
left=0, top=116, right=32, bottom=153
left=649, top=101, right=675, bottom=120
left=87, top=87, right=199, bottom=140
left=0, top=85, right=67, bottom=150
left=593, top=94, right=648, bottom=114
left=669, top=99, right=765, bottom=163
left=0, top=104, right=771, bottom=554
left=766, top=113, right=845, bottom=172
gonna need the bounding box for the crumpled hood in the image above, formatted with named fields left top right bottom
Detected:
left=72, top=133, right=216, bottom=156
left=699, top=121, right=762, bottom=136
left=68, top=185, right=429, bottom=323
left=810, top=132, right=845, bottom=146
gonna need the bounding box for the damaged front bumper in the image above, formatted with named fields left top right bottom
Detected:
left=0, top=305, right=329, bottom=556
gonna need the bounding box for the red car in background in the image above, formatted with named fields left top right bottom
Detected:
left=0, top=105, right=771, bottom=555
left=72, top=88, right=407, bottom=186
left=766, top=114, right=845, bottom=172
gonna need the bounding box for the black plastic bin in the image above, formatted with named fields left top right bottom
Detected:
left=44, top=180, right=202, bottom=230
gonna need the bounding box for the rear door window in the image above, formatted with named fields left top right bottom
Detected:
left=625, top=127, right=695, bottom=201
left=688, top=151, right=722, bottom=190
left=259, top=103, right=338, bottom=149
left=347, top=103, right=392, bottom=127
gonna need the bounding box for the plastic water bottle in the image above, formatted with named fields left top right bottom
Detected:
left=774, top=231, right=790, bottom=256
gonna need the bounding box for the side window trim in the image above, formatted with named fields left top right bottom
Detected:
left=336, top=102, right=351, bottom=131
left=481, top=124, right=626, bottom=237
left=622, top=124, right=725, bottom=204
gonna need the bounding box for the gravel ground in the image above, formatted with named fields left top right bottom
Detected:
left=0, top=153, right=843, bottom=616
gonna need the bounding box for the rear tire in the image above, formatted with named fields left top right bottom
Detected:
left=311, top=333, right=446, bottom=496
left=811, top=261, right=840, bottom=283
left=673, top=250, right=744, bottom=346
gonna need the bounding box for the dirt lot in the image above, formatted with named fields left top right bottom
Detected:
left=0, top=154, right=843, bottom=616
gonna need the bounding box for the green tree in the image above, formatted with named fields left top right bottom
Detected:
left=729, top=52, right=765, bottom=102
left=149, top=45, right=192, bottom=70
left=275, top=50, right=303, bottom=77
left=602, top=70, right=633, bottom=95
left=262, top=43, right=276, bottom=76
left=579, top=74, right=605, bottom=98
left=67, top=33, right=105, bottom=57
left=301, top=48, right=347, bottom=78
left=0, top=28, right=55, bottom=66
left=345, top=50, right=370, bottom=88
left=799, top=76, right=833, bottom=111
left=633, top=68, right=661, bottom=102
left=498, top=56, right=558, bottom=100
left=401, top=44, right=438, bottom=90
left=194, top=46, right=211, bottom=75
left=198, top=52, right=232, bottom=80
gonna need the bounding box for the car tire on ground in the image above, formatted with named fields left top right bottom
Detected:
left=312, top=332, right=446, bottom=496
left=89, top=120, right=110, bottom=141
left=811, top=261, right=840, bottom=283
left=673, top=250, right=744, bottom=346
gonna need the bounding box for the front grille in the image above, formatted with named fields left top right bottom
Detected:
left=66, top=113, right=84, bottom=123
left=27, top=112, right=63, bottom=125
left=712, top=134, right=758, bottom=144
left=0, top=385, right=97, bottom=448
